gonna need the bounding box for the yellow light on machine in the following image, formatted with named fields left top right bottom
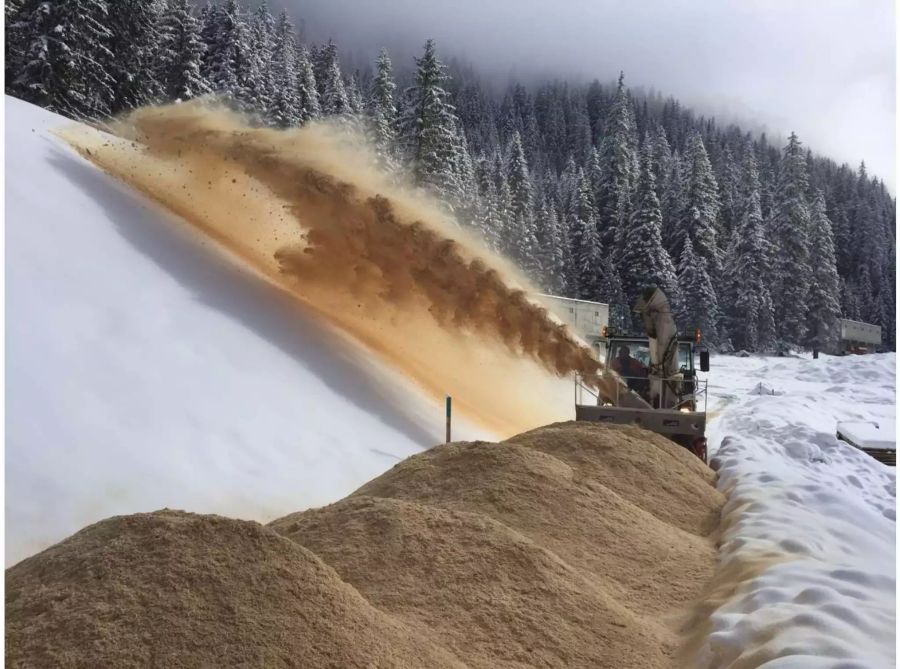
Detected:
left=695, top=328, right=703, bottom=343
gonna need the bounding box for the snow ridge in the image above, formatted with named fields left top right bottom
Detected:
left=696, top=354, right=896, bottom=668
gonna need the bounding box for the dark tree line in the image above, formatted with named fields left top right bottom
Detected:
left=6, top=0, right=895, bottom=351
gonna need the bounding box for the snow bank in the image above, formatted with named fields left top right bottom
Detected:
left=696, top=353, right=896, bottom=668
left=5, top=96, right=488, bottom=565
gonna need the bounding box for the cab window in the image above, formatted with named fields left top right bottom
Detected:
left=677, top=343, right=693, bottom=371
left=608, top=342, right=650, bottom=367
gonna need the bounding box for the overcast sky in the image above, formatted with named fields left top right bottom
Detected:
left=286, top=0, right=895, bottom=190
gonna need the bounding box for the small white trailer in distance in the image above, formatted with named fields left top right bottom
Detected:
left=828, top=318, right=882, bottom=355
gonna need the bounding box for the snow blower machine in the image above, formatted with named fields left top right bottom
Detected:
left=575, top=286, right=710, bottom=463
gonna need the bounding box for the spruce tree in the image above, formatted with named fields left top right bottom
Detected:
left=717, top=146, right=741, bottom=238
left=805, top=190, right=842, bottom=351
left=618, top=142, right=679, bottom=312
left=9, top=0, right=115, bottom=119
left=450, top=128, right=481, bottom=225
left=558, top=155, right=580, bottom=219
left=266, top=10, right=300, bottom=127
left=568, top=169, right=603, bottom=300
left=770, top=132, right=812, bottom=347
left=676, top=238, right=719, bottom=341
left=671, top=130, right=721, bottom=276
left=841, top=278, right=860, bottom=321
left=397, top=40, right=465, bottom=207
left=595, top=72, right=637, bottom=251
left=857, top=264, right=876, bottom=324
left=227, top=2, right=256, bottom=109
left=368, top=48, right=398, bottom=168
left=476, top=161, right=503, bottom=252
left=661, top=151, right=684, bottom=253
left=877, top=252, right=896, bottom=349
left=722, top=160, right=775, bottom=352
left=295, top=46, right=321, bottom=122
left=506, top=131, right=538, bottom=272
left=246, top=3, right=276, bottom=115
left=649, top=123, right=672, bottom=192
left=535, top=198, right=566, bottom=293
left=314, top=40, right=350, bottom=116
left=157, top=0, right=210, bottom=102
left=597, top=255, right=630, bottom=332
left=200, top=1, right=238, bottom=95
left=107, top=0, right=164, bottom=113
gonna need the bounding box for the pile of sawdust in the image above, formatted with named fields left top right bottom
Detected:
left=5, top=511, right=460, bottom=668
left=6, top=423, right=724, bottom=668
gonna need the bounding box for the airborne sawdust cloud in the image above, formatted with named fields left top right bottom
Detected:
left=62, top=100, right=621, bottom=436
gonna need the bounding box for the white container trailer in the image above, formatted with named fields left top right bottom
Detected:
left=834, top=318, right=882, bottom=354
left=537, top=294, right=609, bottom=356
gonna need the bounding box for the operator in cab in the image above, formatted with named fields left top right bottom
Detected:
left=610, top=345, right=648, bottom=378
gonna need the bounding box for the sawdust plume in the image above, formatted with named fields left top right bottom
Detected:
left=61, top=100, right=620, bottom=436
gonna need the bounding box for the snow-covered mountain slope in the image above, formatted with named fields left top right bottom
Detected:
left=698, top=353, right=896, bottom=668
left=5, top=96, right=484, bottom=565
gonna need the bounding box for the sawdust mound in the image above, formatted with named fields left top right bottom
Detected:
left=272, top=496, right=665, bottom=668
left=505, top=421, right=722, bottom=536
left=4, top=510, right=460, bottom=669
left=274, top=422, right=724, bottom=667
left=7, top=423, right=723, bottom=668
left=350, top=421, right=721, bottom=618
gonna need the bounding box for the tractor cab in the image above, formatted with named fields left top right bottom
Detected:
left=600, top=328, right=708, bottom=408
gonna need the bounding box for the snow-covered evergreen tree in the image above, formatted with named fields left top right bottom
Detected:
left=245, top=3, right=275, bottom=115
left=449, top=128, right=481, bottom=224
left=676, top=238, right=719, bottom=341
left=157, top=0, right=210, bottom=102
left=568, top=169, right=603, bottom=300
left=107, top=0, right=164, bottom=113
left=9, top=0, right=115, bottom=118
left=506, top=131, right=539, bottom=272
left=840, top=277, right=861, bottom=321
left=661, top=151, right=684, bottom=252
left=535, top=198, right=566, bottom=293
left=805, top=190, right=842, bottom=351
left=226, top=2, right=257, bottom=110
left=266, top=10, right=300, bottom=127
left=595, top=72, right=637, bottom=251
left=313, top=40, right=350, bottom=116
left=877, top=251, right=896, bottom=349
left=200, top=0, right=238, bottom=95
left=671, top=130, right=721, bottom=276
left=857, top=264, right=876, bottom=325
left=558, top=155, right=580, bottom=219
left=397, top=40, right=465, bottom=207
left=295, top=46, right=321, bottom=123
left=476, top=161, right=503, bottom=252
left=722, top=151, right=775, bottom=352
left=618, top=142, right=679, bottom=312
left=368, top=48, right=398, bottom=168
left=770, top=132, right=812, bottom=347
left=597, top=255, right=629, bottom=332
left=717, top=145, right=741, bottom=239
left=648, top=123, right=672, bottom=192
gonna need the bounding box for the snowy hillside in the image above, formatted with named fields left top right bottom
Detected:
left=5, top=96, right=483, bottom=565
